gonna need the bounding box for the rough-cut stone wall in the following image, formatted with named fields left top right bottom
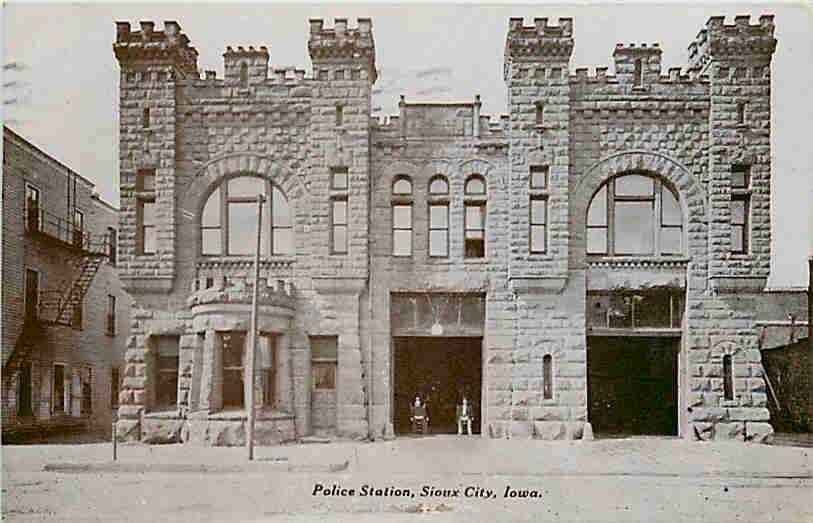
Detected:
left=2, top=127, right=130, bottom=431
left=112, top=15, right=795, bottom=444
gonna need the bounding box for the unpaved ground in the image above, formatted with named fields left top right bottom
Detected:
left=3, top=437, right=812, bottom=522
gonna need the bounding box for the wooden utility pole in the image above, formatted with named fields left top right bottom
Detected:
left=246, top=193, right=265, bottom=460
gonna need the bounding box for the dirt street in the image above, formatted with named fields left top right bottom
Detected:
left=3, top=437, right=812, bottom=522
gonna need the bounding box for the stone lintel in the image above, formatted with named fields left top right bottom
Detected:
left=312, top=277, right=367, bottom=296
left=709, top=276, right=768, bottom=293
left=121, top=276, right=174, bottom=294
left=509, top=277, right=567, bottom=295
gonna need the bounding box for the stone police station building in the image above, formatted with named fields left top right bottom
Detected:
left=112, top=14, right=808, bottom=445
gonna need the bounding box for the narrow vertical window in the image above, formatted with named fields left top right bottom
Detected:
left=25, top=185, right=40, bottom=232
left=393, top=204, right=413, bottom=256
left=17, top=362, right=33, bottom=416
left=239, top=63, right=248, bottom=86
left=138, top=199, right=157, bottom=254
left=392, top=176, right=413, bottom=257
left=464, top=175, right=487, bottom=259
left=331, top=197, right=348, bottom=254
left=107, top=227, right=117, bottom=264
left=722, top=354, right=734, bottom=401
left=429, top=203, right=449, bottom=257
left=81, top=368, right=93, bottom=415
left=53, top=364, right=66, bottom=414
left=142, top=107, right=150, bottom=128
left=73, top=208, right=84, bottom=248
left=730, top=165, right=751, bottom=254
left=111, top=367, right=120, bottom=409
left=542, top=355, right=553, bottom=400
left=335, top=105, right=343, bottom=127
left=736, top=102, right=746, bottom=125
left=106, top=295, right=116, bottom=336
left=634, top=58, right=643, bottom=86
left=464, top=203, right=485, bottom=258
left=530, top=197, right=548, bottom=254
left=535, top=101, right=544, bottom=126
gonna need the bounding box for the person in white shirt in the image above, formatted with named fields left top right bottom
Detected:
left=457, top=396, right=473, bottom=435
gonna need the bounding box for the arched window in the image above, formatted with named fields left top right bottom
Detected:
left=392, top=176, right=413, bottom=256
left=392, top=176, right=413, bottom=195
left=200, top=176, right=293, bottom=256
left=464, top=175, right=486, bottom=195
left=586, top=173, right=682, bottom=256
left=429, top=175, right=448, bottom=195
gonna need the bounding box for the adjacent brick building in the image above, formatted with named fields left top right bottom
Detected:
left=2, top=127, right=130, bottom=440
left=112, top=15, right=807, bottom=446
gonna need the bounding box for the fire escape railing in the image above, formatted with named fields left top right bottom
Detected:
left=24, top=205, right=110, bottom=326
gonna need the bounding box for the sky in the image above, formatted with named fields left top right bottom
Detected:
left=2, top=2, right=811, bottom=287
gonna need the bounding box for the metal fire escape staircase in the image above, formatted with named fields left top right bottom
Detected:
left=4, top=208, right=110, bottom=375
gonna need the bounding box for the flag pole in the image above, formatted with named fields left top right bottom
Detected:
left=247, top=193, right=265, bottom=461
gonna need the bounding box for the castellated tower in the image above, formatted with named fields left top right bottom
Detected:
left=689, top=15, right=777, bottom=291
left=114, top=21, right=199, bottom=293
left=307, top=18, right=376, bottom=281
left=504, top=17, right=573, bottom=285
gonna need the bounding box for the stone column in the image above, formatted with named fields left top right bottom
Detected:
left=276, top=333, right=293, bottom=412
left=291, top=335, right=311, bottom=436
left=199, top=330, right=222, bottom=413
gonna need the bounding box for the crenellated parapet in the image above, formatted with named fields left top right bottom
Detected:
left=689, top=15, right=776, bottom=70
left=504, top=17, right=574, bottom=75
left=114, top=20, right=198, bottom=76
left=308, top=18, right=376, bottom=81
left=187, top=275, right=295, bottom=310
left=612, top=43, right=662, bottom=85
left=223, top=45, right=269, bottom=84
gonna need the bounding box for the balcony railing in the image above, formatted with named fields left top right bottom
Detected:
left=25, top=206, right=110, bottom=257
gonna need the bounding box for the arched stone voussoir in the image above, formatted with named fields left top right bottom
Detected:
left=575, top=150, right=707, bottom=224
left=181, top=153, right=306, bottom=220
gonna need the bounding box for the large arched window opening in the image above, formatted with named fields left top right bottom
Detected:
left=586, top=173, right=682, bottom=256
left=200, top=176, right=293, bottom=257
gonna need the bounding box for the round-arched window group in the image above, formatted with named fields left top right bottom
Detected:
left=200, top=176, right=293, bottom=257
left=586, top=173, right=683, bottom=256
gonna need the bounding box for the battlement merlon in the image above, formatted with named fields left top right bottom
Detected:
left=114, top=20, right=199, bottom=76
left=504, top=17, right=574, bottom=77
left=308, top=18, right=377, bottom=83
left=688, top=14, right=777, bottom=71
left=223, top=46, right=270, bottom=84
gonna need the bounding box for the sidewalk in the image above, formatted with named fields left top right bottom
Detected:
left=4, top=435, right=812, bottom=478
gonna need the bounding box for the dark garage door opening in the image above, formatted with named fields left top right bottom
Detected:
left=588, top=336, right=679, bottom=437
left=393, top=337, right=482, bottom=435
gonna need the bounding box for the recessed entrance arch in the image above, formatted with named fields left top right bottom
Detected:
left=390, top=293, right=485, bottom=435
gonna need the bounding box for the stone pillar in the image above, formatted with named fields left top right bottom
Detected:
left=276, top=333, right=293, bottom=412
left=199, top=330, right=222, bottom=413
left=291, top=335, right=311, bottom=436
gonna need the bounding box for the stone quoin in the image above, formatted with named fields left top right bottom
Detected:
left=112, top=15, right=807, bottom=445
